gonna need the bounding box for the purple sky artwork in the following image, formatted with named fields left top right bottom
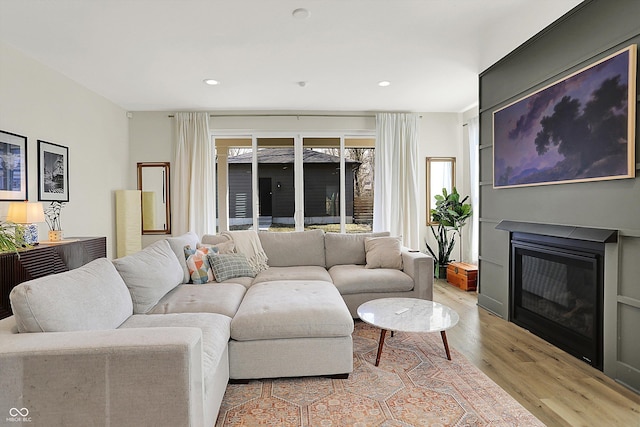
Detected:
left=493, top=47, right=632, bottom=188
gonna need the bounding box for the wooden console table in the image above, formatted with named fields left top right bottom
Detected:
left=0, top=237, right=107, bottom=319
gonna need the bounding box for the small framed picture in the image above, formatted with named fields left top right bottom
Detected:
left=38, top=140, right=69, bottom=202
left=0, top=130, right=28, bottom=201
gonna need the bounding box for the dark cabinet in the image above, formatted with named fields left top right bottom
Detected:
left=0, top=237, right=107, bottom=319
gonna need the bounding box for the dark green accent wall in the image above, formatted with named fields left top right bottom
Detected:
left=478, top=0, right=640, bottom=392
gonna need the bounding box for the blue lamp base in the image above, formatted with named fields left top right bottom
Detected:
left=18, top=224, right=39, bottom=245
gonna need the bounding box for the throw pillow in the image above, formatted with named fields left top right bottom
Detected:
left=112, top=240, right=184, bottom=314
left=184, top=245, right=215, bottom=284
left=208, top=253, right=256, bottom=282
left=325, top=231, right=391, bottom=268
left=364, top=236, right=403, bottom=270
left=10, top=258, right=133, bottom=333
left=197, top=240, right=236, bottom=254
left=166, top=232, right=200, bottom=284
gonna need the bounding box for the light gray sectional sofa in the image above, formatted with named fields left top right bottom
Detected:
left=0, top=229, right=433, bottom=427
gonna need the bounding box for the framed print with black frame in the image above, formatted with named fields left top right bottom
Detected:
left=0, top=130, right=28, bottom=201
left=38, top=140, right=69, bottom=202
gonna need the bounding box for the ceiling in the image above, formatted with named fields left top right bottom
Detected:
left=0, top=0, right=583, bottom=113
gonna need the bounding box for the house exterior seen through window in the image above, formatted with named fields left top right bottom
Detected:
left=215, top=136, right=374, bottom=233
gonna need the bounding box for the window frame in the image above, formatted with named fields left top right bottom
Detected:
left=213, top=130, right=375, bottom=233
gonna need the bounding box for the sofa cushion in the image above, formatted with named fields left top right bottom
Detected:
left=364, top=236, right=403, bottom=269
left=231, top=280, right=353, bottom=341
left=201, top=234, right=232, bottom=245
left=328, top=264, right=414, bottom=295
left=258, top=229, right=326, bottom=267
left=148, top=283, right=246, bottom=318
left=120, top=313, right=231, bottom=381
left=324, top=232, right=390, bottom=268
left=219, top=276, right=254, bottom=289
left=166, top=232, right=200, bottom=283
left=253, top=266, right=332, bottom=285
left=113, top=240, right=184, bottom=314
left=208, top=253, right=255, bottom=282
left=10, top=258, right=133, bottom=333
left=197, top=240, right=236, bottom=254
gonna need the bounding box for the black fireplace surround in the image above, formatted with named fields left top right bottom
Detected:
left=496, top=221, right=617, bottom=370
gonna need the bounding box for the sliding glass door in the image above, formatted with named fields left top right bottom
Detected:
left=215, top=133, right=374, bottom=233
left=256, top=137, right=296, bottom=231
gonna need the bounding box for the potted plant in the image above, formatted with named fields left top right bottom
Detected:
left=0, top=220, right=27, bottom=253
left=425, top=187, right=472, bottom=278
left=44, top=201, right=65, bottom=241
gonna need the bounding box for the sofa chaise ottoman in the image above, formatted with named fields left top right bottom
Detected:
left=229, top=280, right=354, bottom=380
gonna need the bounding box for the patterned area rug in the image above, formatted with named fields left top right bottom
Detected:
left=215, top=321, right=543, bottom=426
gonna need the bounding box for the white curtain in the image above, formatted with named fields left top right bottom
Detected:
left=174, top=112, right=215, bottom=237
left=373, top=113, right=420, bottom=249
left=467, top=116, right=479, bottom=264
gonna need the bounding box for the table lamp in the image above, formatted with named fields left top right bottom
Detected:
left=7, top=201, right=45, bottom=245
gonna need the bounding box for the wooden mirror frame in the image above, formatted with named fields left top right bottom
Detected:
left=426, top=157, right=456, bottom=225
left=137, top=162, right=171, bottom=235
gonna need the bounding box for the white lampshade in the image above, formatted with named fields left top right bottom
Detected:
left=7, top=202, right=45, bottom=224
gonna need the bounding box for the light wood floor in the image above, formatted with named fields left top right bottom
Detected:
left=432, top=279, right=640, bottom=427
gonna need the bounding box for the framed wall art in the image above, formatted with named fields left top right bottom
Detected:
left=0, top=130, right=28, bottom=201
left=493, top=44, right=636, bottom=189
left=38, top=140, right=69, bottom=201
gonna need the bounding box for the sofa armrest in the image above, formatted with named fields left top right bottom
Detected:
left=401, top=249, right=434, bottom=301
left=0, top=325, right=205, bottom=427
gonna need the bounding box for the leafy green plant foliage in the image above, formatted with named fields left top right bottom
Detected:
left=0, top=221, right=27, bottom=254
left=430, top=187, right=472, bottom=231
left=425, top=187, right=472, bottom=271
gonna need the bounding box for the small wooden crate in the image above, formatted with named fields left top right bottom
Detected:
left=447, top=262, right=478, bottom=291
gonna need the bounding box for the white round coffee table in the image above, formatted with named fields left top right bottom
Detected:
left=357, top=298, right=459, bottom=366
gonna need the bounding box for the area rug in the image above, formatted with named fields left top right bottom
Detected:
left=215, top=321, right=543, bottom=426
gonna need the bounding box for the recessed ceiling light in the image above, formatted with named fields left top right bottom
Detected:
left=292, top=8, right=310, bottom=19
left=378, top=81, right=391, bottom=87
left=203, top=79, right=220, bottom=85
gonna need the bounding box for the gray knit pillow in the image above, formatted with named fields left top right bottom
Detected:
left=208, top=253, right=255, bottom=282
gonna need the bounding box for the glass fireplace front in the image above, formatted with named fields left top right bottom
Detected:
left=510, top=232, right=604, bottom=369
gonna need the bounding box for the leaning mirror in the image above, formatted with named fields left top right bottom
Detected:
left=137, top=162, right=171, bottom=234
left=426, top=157, right=455, bottom=225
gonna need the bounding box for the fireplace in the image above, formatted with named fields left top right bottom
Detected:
left=497, top=221, right=617, bottom=371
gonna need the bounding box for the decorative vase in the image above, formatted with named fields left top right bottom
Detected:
left=48, top=230, right=63, bottom=242
left=437, top=263, right=448, bottom=280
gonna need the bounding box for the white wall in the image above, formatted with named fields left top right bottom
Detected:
left=128, top=111, right=175, bottom=247
left=418, top=113, right=466, bottom=257
left=0, top=42, right=129, bottom=258
left=209, top=113, right=375, bottom=133
left=129, top=111, right=466, bottom=252
left=462, top=106, right=479, bottom=262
